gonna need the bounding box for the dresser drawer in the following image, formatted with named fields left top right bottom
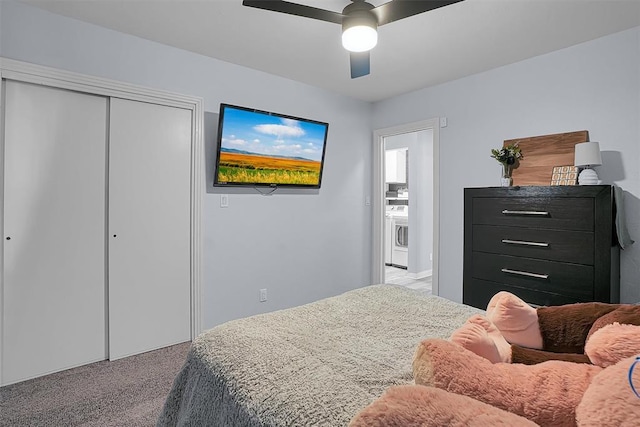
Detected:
left=472, top=225, right=594, bottom=265
left=472, top=197, right=594, bottom=231
left=471, top=252, right=594, bottom=301
left=463, top=279, right=589, bottom=309
left=464, top=186, right=618, bottom=309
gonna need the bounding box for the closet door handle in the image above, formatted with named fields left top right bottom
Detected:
left=501, top=268, right=549, bottom=280
left=501, top=210, right=549, bottom=216
left=501, top=239, right=549, bottom=247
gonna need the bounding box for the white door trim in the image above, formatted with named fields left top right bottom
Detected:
left=0, top=58, right=204, bottom=353
left=372, top=119, right=440, bottom=295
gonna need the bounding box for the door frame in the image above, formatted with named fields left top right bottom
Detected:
left=0, top=58, right=204, bottom=378
left=372, top=119, right=440, bottom=295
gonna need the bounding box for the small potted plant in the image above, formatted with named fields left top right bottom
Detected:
left=491, top=143, right=523, bottom=186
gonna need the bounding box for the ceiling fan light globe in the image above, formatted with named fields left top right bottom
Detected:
left=342, top=26, right=377, bottom=52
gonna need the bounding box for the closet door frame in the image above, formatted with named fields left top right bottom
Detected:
left=0, top=57, right=203, bottom=383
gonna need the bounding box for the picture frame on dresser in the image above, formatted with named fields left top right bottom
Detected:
left=550, top=165, right=578, bottom=186
left=463, top=185, right=620, bottom=310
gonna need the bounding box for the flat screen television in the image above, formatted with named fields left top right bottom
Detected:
left=213, top=103, right=329, bottom=188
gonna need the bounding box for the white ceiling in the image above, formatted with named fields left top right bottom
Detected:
left=21, top=0, right=640, bottom=102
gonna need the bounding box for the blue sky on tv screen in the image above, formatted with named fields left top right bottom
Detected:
left=220, top=106, right=327, bottom=162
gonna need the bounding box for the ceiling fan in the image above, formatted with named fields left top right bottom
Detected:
left=242, top=0, right=464, bottom=79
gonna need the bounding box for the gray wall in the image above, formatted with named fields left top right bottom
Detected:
left=2, top=0, right=639, bottom=324
left=373, top=26, right=640, bottom=303
left=1, top=0, right=374, bottom=329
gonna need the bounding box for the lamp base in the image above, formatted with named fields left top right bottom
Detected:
left=578, top=168, right=601, bottom=185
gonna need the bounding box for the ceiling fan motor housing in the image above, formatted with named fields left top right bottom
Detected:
left=341, top=1, right=378, bottom=52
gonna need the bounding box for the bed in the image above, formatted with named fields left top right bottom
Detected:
left=157, top=284, right=483, bottom=427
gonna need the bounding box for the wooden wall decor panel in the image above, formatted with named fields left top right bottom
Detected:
left=504, top=130, right=589, bottom=186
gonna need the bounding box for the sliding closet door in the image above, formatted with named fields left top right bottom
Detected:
left=108, top=98, right=191, bottom=360
left=1, top=81, right=107, bottom=385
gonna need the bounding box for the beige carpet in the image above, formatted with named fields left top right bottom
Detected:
left=0, top=342, right=191, bottom=427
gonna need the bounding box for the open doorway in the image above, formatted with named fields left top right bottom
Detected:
left=372, top=119, right=439, bottom=295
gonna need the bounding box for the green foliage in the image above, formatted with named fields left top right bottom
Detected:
left=491, top=143, right=523, bottom=165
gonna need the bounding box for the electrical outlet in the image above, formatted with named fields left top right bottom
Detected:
left=259, top=288, right=267, bottom=302
left=220, top=194, right=229, bottom=208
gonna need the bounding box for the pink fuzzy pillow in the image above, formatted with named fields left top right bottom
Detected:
left=349, top=385, right=537, bottom=427
left=585, top=323, right=640, bottom=367
left=576, top=355, right=640, bottom=426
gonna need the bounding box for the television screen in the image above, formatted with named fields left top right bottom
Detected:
left=214, top=104, right=329, bottom=188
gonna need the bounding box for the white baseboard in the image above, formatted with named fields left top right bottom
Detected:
left=406, top=269, right=432, bottom=280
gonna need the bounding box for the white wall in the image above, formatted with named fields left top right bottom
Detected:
left=373, top=27, right=640, bottom=303
left=0, top=2, right=3, bottom=55
left=384, top=131, right=434, bottom=276
left=414, top=130, right=434, bottom=276
left=0, top=0, right=374, bottom=329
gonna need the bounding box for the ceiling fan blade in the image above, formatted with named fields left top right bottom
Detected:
left=373, top=0, right=464, bottom=26
left=242, top=1, right=343, bottom=24
left=350, top=52, right=370, bottom=79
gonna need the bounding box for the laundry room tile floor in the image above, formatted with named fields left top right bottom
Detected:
left=385, top=266, right=432, bottom=294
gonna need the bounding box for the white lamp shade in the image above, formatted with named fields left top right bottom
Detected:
left=342, top=25, right=377, bottom=52
left=574, top=142, right=602, bottom=167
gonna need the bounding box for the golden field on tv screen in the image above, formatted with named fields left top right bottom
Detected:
left=217, top=151, right=321, bottom=186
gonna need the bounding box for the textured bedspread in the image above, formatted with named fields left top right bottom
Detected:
left=157, top=284, right=483, bottom=427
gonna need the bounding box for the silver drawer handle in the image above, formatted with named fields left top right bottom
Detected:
left=501, top=239, right=549, bottom=247
left=501, top=210, right=549, bottom=216
left=501, top=268, right=549, bottom=280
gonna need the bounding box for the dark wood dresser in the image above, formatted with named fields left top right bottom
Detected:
left=463, top=186, right=620, bottom=310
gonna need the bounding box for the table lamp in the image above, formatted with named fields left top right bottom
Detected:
left=574, top=142, right=602, bottom=185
